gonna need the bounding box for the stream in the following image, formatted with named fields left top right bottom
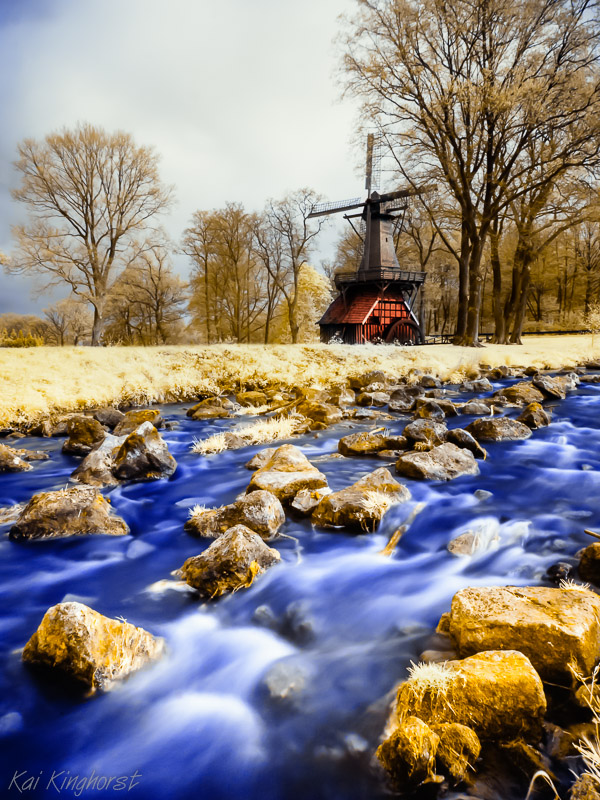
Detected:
left=1, top=376, right=600, bottom=799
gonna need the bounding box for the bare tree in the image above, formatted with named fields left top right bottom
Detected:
left=43, top=298, right=92, bottom=346
left=9, top=123, right=173, bottom=344
left=256, top=189, right=326, bottom=343
left=343, top=0, right=600, bottom=345
left=104, top=244, right=187, bottom=345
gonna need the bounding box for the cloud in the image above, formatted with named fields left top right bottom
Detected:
left=0, top=0, right=364, bottom=314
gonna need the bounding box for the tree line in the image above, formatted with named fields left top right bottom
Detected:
left=6, top=0, right=600, bottom=347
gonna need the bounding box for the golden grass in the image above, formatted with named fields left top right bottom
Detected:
left=0, top=335, right=597, bottom=428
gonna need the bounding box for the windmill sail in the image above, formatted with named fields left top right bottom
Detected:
left=307, top=197, right=365, bottom=218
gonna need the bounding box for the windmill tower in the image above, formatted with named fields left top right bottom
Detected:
left=309, top=135, right=430, bottom=344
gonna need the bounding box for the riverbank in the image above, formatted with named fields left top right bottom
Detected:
left=0, top=335, right=598, bottom=428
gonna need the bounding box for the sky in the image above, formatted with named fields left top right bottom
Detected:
left=0, top=0, right=365, bottom=315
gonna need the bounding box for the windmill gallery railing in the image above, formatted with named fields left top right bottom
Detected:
left=335, top=269, right=427, bottom=285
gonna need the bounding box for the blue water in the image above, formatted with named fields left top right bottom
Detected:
left=1, top=379, right=600, bottom=800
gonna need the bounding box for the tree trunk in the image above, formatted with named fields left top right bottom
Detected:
left=91, top=307, right=104, bottom=346
left=490, top=224, right=506, bottom=343
left=454, top=218, right=470, bottom=341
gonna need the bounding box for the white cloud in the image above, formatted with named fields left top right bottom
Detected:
left=0, top=0, right=366, bottom=313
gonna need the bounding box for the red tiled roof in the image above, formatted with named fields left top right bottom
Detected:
left=319, top=289, right=383, bottom=325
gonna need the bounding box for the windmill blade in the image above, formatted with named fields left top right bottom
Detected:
left=307, top=197, right=365, bottom=218
left=377, top=184, right=437, bottom=203
left=365, top=133, right=374, bottom=194
left=380, top=197, right=410, bottom=214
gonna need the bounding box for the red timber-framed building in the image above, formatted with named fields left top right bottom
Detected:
left=308, top=135, right=428, bottom=346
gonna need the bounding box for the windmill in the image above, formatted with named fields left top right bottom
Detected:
left=309, top=134, right=431, bottom=345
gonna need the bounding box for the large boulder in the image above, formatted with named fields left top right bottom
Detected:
left=533, top=375, right=567, bottom=400
left=396, top=443, right=479, bottom=481
left=296, top=401, right=343, bottom=426
left=9, top=486, right=129, bottom=541
left=403, top=418, right=448, bottom=446
left=22, top=602, right=165, bottom=692
left=446, top=585, right=600, bottom=680
left=349, top=370, right=389, bottom=390
left=460, top=400, right=493, bottom=416
left=328, top=387, right=355, bottom=406
left=0, top=443, right=49, bottom=472
left=113, top=409, right=163, bottom=436
left=62, top=416, right=106, bottom=456
left=185, top=490, right=285, bottom=540
left=244, top=448, right=277, bottom=470
left=311, top=467, right=411, bottom=532
left=338, top=431, right=409, bottom=456
left=517, top=402, right=551, bottom=429
left=93, top=407, right=125, bottom=429
left=246, top=444, right=328, bottom=502
left=356, top=391, right=390, bottom=407
left=464, top=417, right=532, bottom=442
left=395, top=650, right=546, bottom=741
left=236, top=391, right=267, bottom=407
left=493, top=382, right=544, bottom=405
left=113, top=422, right=177, bottom=482
left=413, top=399, right=445, bottom=420
left=445, top=428, right=487, bottom=459
left=175, top=524, right=280, bottom=598
left=377, top=717, right=440, bottom=788
left=71, top=434, right=125, bottom=487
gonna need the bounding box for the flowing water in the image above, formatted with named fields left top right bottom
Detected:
left=1, top=377, right=600, bottom=799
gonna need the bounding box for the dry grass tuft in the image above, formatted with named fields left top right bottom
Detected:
left=559, top=577, right=592, bottom=593
left=406, top=660, right=455, bottom=693
left=362, top=490, right=401, bottom=515
left=191, top=413, right=305, bottom=455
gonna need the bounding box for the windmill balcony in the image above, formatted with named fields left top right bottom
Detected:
left=335, top=268, right=426, bottom=290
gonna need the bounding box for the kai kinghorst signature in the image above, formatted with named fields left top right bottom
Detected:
left=8, top=769, right=142, bottom=795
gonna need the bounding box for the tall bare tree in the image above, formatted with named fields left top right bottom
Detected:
left=9, top=123, right=173, bottom=344
left=343, top=0, right=600, bottom=345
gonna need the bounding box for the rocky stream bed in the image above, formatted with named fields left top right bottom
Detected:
left=2, top=365, right=600, bottom=800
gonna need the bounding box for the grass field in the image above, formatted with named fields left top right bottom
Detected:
left=0, top=336, right=597, bottom=429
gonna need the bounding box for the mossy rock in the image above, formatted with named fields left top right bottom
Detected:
left=464, top=417, right=532, bottom=442
left=22, top=601, right=165, bottom=692
left=185, top=490, right=285, bottom=540
left=9, top=486, right=128, bottom=540
left=113, top=409, right=163, bottom=436
left=395, top=443, right=479, bottom=481
left=432, top=722, right=481, bottom=784
left=517, top=402, right=551, bottom=429
left=493, top=381, right=544, bottom=405
left=113, top=422, right=176, bottom=482
left=62, top=416, right=106, bottom=456
left=395, top=650, right=546, bottom=741
left=376, top=716, right=440, bottom=788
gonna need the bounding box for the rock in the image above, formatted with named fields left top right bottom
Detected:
left=27, top=419, right=54, bottom=437
left=517, top=402, right=551, bottom=429
left=71, top=434, right=125, bottom=486
left=349, top=370, right=388, bottom=390
left=546, top=561, right=573, bottom=584
left=62, top=416, right=106, bottom=456
left=189, top=406, right=230, bottom=420
left=93, top=407, right=125, bottom=429
left=493, top=381, right=544, bottom=405
left=0, top=443, right=32, bottom=472
left=395, top=650, right=546, bottom=741
left=185, top=490, right=284, bottom=540
left=246, top=444, right=328, bottom=502
left=290, top=487, right=331, bottom=516
left=474, top=489, right=493, bottom=501
left=446, top=585, right=600, bottom=680
left=175, top=524, right=280, bottom=598
left=337, top=431, right=409, bottom=456
left=296, top=401, right=343, bottom=426
left=532, top=375, right=567, bottom=400
left=261, top=660, right=307, bottom=707
left=376, top=716, right=440, bottom=788
left=460, top=400, right=492, bottom=416
left=113, top=409, right=163, bottom=436
left=402, top=418, right=448, bottom=446
left=413, top=399, right=445, bottom=420
left=356, top=391, right=390, bottom=407
left=389, top=398, right=416, bottom=413
left=113, top=422, right=177, bottom=482
left=461, top=378, right=493, bottom=393
left=436, top=399, right=459, bottom=417
left=420, top=375, right=441, bottom=388
left=445, top=428, right=487, bottom=459
left=311, top=467, right=411, bottom=532
left=432, top=723, right=481, bottom=784
left=571, top=774, right=600, bottom=800
left=236, top=391, right=267, bottom=407
left=244, top=448, right=277, bottom=470
left=9, top=486, right=129, bottom=541
left=464, top=417, right=532, bottom=442
left=396, top=443, right=479, bottom=481
left=447, top=527, right=499, bottom=557
left=328, top=387, right=355, bottom=406
left=22, top=601, right=164, bottom=692
left=578, top=543, right=600, bottom=585
left=487, top=365, right=512, bottom=379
